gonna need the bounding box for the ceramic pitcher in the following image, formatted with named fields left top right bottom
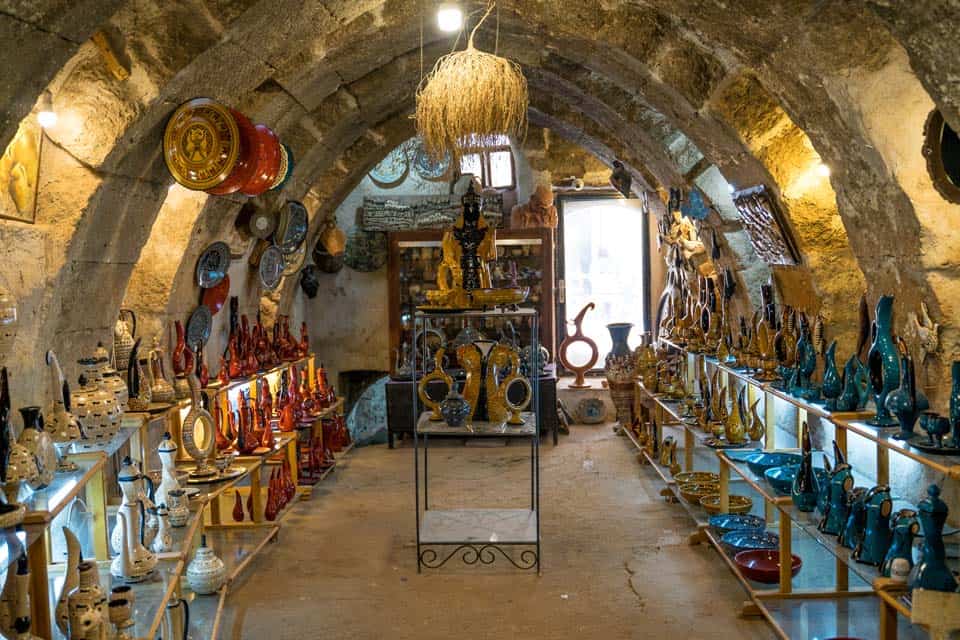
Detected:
left=867, top=295, right=900, bottom=426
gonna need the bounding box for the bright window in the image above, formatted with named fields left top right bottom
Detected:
left=560, top=197, right=648, bottom=366
left=458, top=137, right=516, bottom=189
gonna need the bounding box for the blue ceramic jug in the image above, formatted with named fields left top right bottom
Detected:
left=912, top=484, right=958, bottom=591
left=867, top=296, right=900, bottom=426
left=836, top=355, right=869, bottom=411
left=885, top=353, right=928, bottom=440
left=881, top=509, right=918, bottom=578
left=819, top=443, right=854, bottom=535
left=791, top=422, right=820, bottom=512
left=853, top=485, right=893, bottom=566
left=839, top=487, right=868, bottom=550
left=821, top=341, right=842, bottom=410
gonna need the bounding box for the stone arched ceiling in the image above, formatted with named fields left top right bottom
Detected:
left=0, top=0, right=957, bottom=407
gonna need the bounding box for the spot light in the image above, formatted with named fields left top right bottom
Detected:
left=437, top=3, right=463, bottom=33
left=816, top=163, right=831, bottom=177
left=37, top=90, right=57, bottom=129
left=727, top=183, right=735, bottom=194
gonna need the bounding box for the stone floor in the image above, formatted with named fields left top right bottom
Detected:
left=220, top=425, right=775, bottom=639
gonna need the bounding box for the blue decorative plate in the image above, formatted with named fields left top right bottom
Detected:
left=412, top=138, right=451, bottom=181
left=368, top=146, right=409, bottom=188
left=709, top=514, right=766, bottom=535
left=744, top=451, right=801, bottom=477
left=764, top=465, right=829, bottom=496
left=721, top=530, right=779, bottom=553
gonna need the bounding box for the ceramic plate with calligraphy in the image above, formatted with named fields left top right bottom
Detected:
left=186, top=305, right=212, bottom=347
left=259, top=245, right=284, bottom=290
left=196, top=241, right=231, bottom=288
left=275, top=200, right=308, bottom=254
left=412, top=139, right=451, bottom=181
left=368, top=146, right=409, bottom=188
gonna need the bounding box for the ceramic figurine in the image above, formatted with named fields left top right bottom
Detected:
left=90, top=342, right=129, bottom=409
left=440, top=388, right=470, bottom=427
left=819, top=443, right=853, bottom=535
left=839, top=487, right=868, bottom=550
left=147, top=335, right=176, bottom=404
left=110, top=456, right=154, bottom=554
left=150, top=504, right=172, bottom=554
left=9, top=553, right=39, bottom=640
left=912, top=484, right=958, bottom=591
left=794, top=316, right=819, bottom=400
left=68, top=560, right=107, bottom=640
left=821, top=341, right=842, bottom=410
left=885, top=345, right=928, bottom=440
left=17, top=406, right=55, bottom=489
left=836, top=354, right=870, bottom=411
left=920, top=411, right=952, bottom=448
left=44, top=350, right=82, bottom=468
left=881, top=509, right=919, bottom=578
left=853, top=485, right=893, bottom=565
left=110, top=459, right=157, bottom=582
left=186, top=534, right=226, bottom=595
left=55, top=527, right=82, bottom=636
left=951, top=361, right=960, bottom=447
left=166, top=489, right=190, bottom=527
left=791, top=422, right=819, bottom=512
left=156, top=432, right=180, bottom=509
left=113, top=309, right=136, bottom=373
left=867, top=295, right=900, bottom=426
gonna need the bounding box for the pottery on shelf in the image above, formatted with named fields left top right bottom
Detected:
left=55, top=527, right=81, bottom=636
left=68, top=560, right=107, bottom=640
left=156, top=432, right=180, bottom=509
left=187, top=534, right=226, bottom=595
left=113, top=309, right=137, bottom=373
left=17, top=406, right=56, bottom=489
left=821, top=341, right=843, bottom=410
left=881, top=509, right=919, bottom=578
left=819, top=443, right=854, bottom=536
left=2, top=374, right=38, bottom=496
left=167, top=489, right=191, bottom=527
left=839, top=487, right=868, bottom=551
left=885, top=348, right=928, bottom=440
left=836, top=354, right=870, bottom=412
left=110, top=456, right=155, bottom=554
left=791, top=422, right=820, bottom=512
left=912, top=484, right=958, bottom=592
left=110, top=458, right=157, bottom=582
left=150, top=504, right=172, bottom=554
left=148, top=335, right=176, bottom=405
left=852, top=485, right=893, bottom=566
left=558, top=303, right=598, bottom=389
left=72, top=354, right=122, bottom=446
left=920, top=411, right=952, bottom=448
left=951, top=361, right=960, bottom=447
left=867, top=295, right=900, bottom=426
left=604, top=323, right=637, bottom=426
left=439, top=387, right=470, bottom=427
left=44, top=350, right=82, bottom=456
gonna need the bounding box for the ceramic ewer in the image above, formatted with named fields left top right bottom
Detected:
left=17, top=406, right=56, bottom=489
left=110, top=456, right=155, bottom=554
left=439, top=388, right=470, bottom=427
left=44, top=350, right=82, bottom=470
left=181, top=375, right=216, bottom=479
left=186, top=534, right=226, bottom=595
left=150, top=504, right=172, bottom=554
left=790, top=422, right=820, bottom=512
left=1, top=375, right=38, bottom=497
left=55, top=527, right=81, bottom=636
left=113, top=309, right=137, bottom=373
left=147, top=335, right=176, bottom=404
left=867, top=295, right=900, bottom=426
left=156, top=431, right=181, bottom=508
left=558, top=303, right=599, bottom=389
left=881, top=509, right=919, bottom=578
left=885, top=345, right=928, bottom=440
left=110, top=508, right=157, bottom=583
left=604, top=322, right=637, bottom=426
left=166, top=489, right=191, bottom=528
left=852, top=485, right=893, bottom=565
left=821, top=341, right=843, bottom=410
left=68, top=560, right=107, bottom=639
left=912, top=484, right=958, bottom=591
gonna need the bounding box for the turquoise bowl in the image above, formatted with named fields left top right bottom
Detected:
left=744, top=451, right=801, bottom=477
left=765, top=465, right=829, bottom=496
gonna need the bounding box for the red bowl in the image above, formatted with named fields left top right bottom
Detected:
left=734, top=549, right=802, bottom=584
left=240, top=124, right=281, bottom=196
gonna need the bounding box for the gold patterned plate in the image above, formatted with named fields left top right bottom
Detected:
left=700, top=494, right=754, bottom=515
left=673, top=471, right=719, bottom=485
left=679, top=481, right=719, bottom=504
left=164, top=98, right=240, bottom=191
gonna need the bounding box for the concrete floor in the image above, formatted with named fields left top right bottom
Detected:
left=221, top=425, right=775, bottom=639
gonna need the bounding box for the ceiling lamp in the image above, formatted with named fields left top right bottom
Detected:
left=436, top=3, right=463, bottom=32
left=416, top=1, right=528, bottom=162
left=37, top=91, right=57, bottom=129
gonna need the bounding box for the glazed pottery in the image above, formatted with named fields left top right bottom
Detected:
left=867, top=295, right=900, bottom=426
left=72, top=353, right=122, bottom=446
left=839, top=487, right=868, bottom=550
left=674, top=471, right=719, bottom=485
left=9, top=554, right=39, bottom=640
left=853, top=485, right=893, bottom=565
left=709, top=514, right=765, bottom=535
left=678, top=482, right=718, bottom=504
left=791, top=422, right=820, bottom=512
left=744, top=451, right=800, bottom=477
left=55, top=527, right=81, bottom=636
left=735, top=550, right=802, bottom=584
left=181, top=375, right=217, bottom=478
left=44, top=350, right=82, bottom=455
left=912, top=484, right=958, bottom=591
left=819, top=445, right=854, bottom=536
left=881, top=509, right=919, bottom=578
left=161, top=597, right=190, bottom=640
left=765, top=465, right=827, bottom=496
left=108, top=599, right=133, bottom=639
left=920, top=411, right=952, bottom=447
left=885, top=352, right=928, bottom=439
left=113, top=309, right=136, bottom=373
left=558, top=303, right=599, bottom=389
left=951, top=361, right=960, bottom=447
left=439, top=388, right=470, bottom=427
left=699, top=494, right=753, bottom=515
left=836, top=355, right=870, bottom=412
left=17, top=406, right=56, bottom=489
left=232, top=491, right=244, bottom=522
left=604, top=323, right=636, bottom=426
left=110, top=456, right=155, bottom=554
left=90, top=342, right=129, bottom=409
left=3, top=401, right=38, bottom=493
left=721, top=529, right=779, bottom=553
left=126, top=339, right=152, bottom=412
left=166, top=489, right=190, bottom=527
left=156, top=432, right=180, bottom=509
left=150, top=504, right=172, bottom=554
left=574, top=398, right=606, bottom=424
left=68, top=560, right=107, bottom=640
left=111, top=459, right=157, bottom=582
left=148, top=336, right=176, bottom=404
left=821, top=341, right=843, bottom=410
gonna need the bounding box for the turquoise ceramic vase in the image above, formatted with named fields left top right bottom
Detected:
left=853, top=485, right=892, bottom=566
left=821, top=341, right=842, bottom=410
left=912, top=484, right=958, bottom=592
left=885, top=354, right=928, bottom=440
left=881, top=509, right=918, bottom=578
left=791, top=423, right=820, bottom=512
left=867, top=295, right=900, bottom=426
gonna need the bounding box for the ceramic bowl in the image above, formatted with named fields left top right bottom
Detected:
left=734, top=549, right=802, bottom=584
left=700, top=494, right=754, bottom=515
left=744, top=451, right=801, bottom=477
left=673, top=471, right=719, bottom=485
left=764, top=465, right=829, bottom=495
left=679, top=481, right=719, bottom=504
left=709, top=513, right=766, bottom=535
left=721, top=529, right=779, bottom=553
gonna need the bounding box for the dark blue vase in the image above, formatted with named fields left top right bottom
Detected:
left=791, top=423, right=820, bottom=512
left=951, top=361, right=960, bottom=447
left=881, top=509, right=918, bottom=578
left=867, top=296, right=900, bottom=426
left=822, top=341, right=842, bottom=410
left=819, top=442, right=853, bottom=535
left=885, top=354, right=928, bottom=440
left=853, top=485, right=893, bottom=566
left=839, top=487, right=868, bottom=550
left=912, top=484, right=958, bottom=591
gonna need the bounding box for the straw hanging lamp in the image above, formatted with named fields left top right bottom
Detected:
left=415, top=1, right=528, bottom=161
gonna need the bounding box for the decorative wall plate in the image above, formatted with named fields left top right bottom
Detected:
left=275, top=200, right=308, bottom=254
left=196, top=241, right=231, bottom=288
left=281, top=242, right=306, bottom=276
left=412, top=139, right=451, bottom=181
left=721, top=529, right=779, bottom=553
left=259, top=245, right=284, bottom=290
left=709, top=513, right=765, bottom=535
left=574, top=397, right=606, bottom=424
left=368, top=146, right=410, bottom=188
left=163, top=98, right=240, bottom=191
left=186, top=306, right=212, bottom=346
left=249, top=208, right=277, bottom=239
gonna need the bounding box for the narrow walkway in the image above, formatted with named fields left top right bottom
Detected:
left=222, top=426, right=774, bottom=639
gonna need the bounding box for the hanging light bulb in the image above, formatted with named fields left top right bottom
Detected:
left=37, top=90, right=57, bottom=129
left=437, top=3, right=463, bottom=33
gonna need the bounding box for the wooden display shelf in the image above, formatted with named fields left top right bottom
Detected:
left=203, top=355, right=314, bottom=398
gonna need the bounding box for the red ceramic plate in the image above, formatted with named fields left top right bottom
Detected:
left=734, top=549, right=802, bottom=584
left=202, top=275, right=230, bottom=315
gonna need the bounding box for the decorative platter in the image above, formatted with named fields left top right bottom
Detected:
left=721, top=529, right=779, bottom=553
left=185, top=305, right=212, bottom=346
left=281, top=242, right=306, bottom=277
left=700, top=494, right=754, bottom=515
left=744, top=451, right=801, bottom=477
left=368, top=145, right=410, bottom=188
left=259, top=245, right=285, bottom=290
left=275, top=200, right=308, bottom=254
left=196, top=241, right=231, bottom=288
left=764, top=465, right=828, bottom=495
left=249, top=208, right=277, bottom=239
left=163, top=98, right=240, bottom=191
left=412, top=138, right=451, bottom=181
left=182, top=465, right=246, bottom=484
left=709, top=513, right=766, bottom=535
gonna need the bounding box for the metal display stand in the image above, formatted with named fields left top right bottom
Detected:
left=413, top=308, right=541, bottom=573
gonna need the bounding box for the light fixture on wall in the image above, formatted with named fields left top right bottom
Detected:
left=816, top=162, right=831, bottom=177
left=37, top=90, right=57, bottom=129
left=727, top=183, right=736, bottom=194
left=437, top=3, right=463, bottom=32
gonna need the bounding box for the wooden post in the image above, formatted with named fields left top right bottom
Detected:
left=27, top=536, right=51, bottom=639
left=719, top=459, right=730, bottom=515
